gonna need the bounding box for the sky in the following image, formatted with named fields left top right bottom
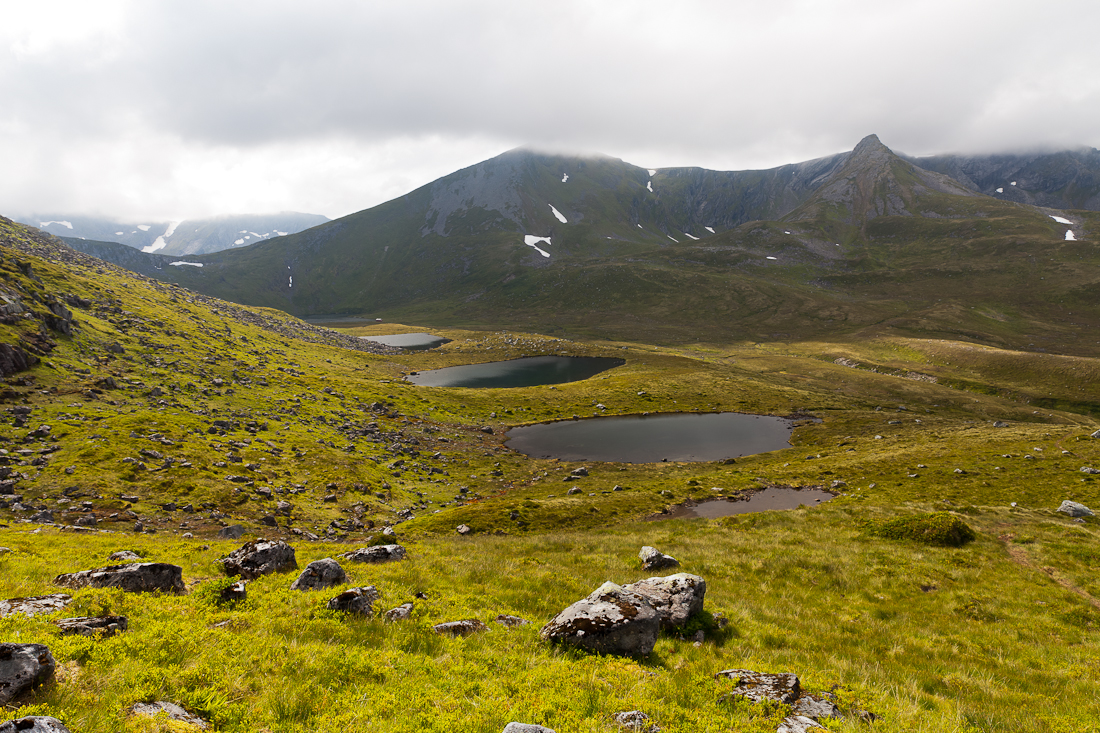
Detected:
left=2, top=0, right=1099, bottom=222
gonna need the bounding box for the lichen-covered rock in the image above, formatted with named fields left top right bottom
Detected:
left=220, top=539, right=297, bottom=580
left=340, top=545, right=406, bottom=564
left=0, top=643, right=56, bottom=706
left=328, top=586, right=380, bottom=615
left=622, top=573, right=705, bottom=629
left=384, top=602, right=414, bottom=622
left=0, top=594, right=71, bottom=618
left=290, top=558, right=346, bottom=591
left=638, top=546, right=680, bottom=571
left=715, top=668, right=801, bottom=704
left=1057, top=500, right=1094, bottom=518
left=791, top=695, right=841, bottom=719
left=613, top=710, right=660, bottom=732
left=54, top=563, right=184, bottom=594
left=495, top=614, right=530, bottom=627
left=433, top=619, right=488, bottom=636
left=108, top=550, right=141, bottom=562
left=0, top=716, right=71, bottom=733
left=130, top=701, right=209, bottom=729
left=540, top=582, right=660, bottom=657
left=777, top=715, right=824, bottom=733
left=502, top=724, right=555, bottom=733
left=53, top=615, right=128, bottom=637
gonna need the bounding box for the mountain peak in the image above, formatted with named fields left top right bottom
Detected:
left=852, top=133, right=886, bottom=155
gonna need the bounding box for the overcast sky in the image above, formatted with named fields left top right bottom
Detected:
left=3, top=0, right=1099, bottom=222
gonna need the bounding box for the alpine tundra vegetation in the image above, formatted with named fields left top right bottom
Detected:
left=1, top=135, right=1099, bottom=732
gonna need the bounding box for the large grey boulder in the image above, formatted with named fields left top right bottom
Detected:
left=0, top=717, right=71, bottom=733
left=54, top=616, right=128, bottom=637
left=777, top=716, right=824, bottom=733
left=622, top=573, right=705, bottom=629
left=1057, top=500, right=1094, bottom=518
left=434, top=619, right=488, bottom=636
left=715, top=668, right=801, bottom=704
left=0, top=643, right=56, bottom=706
left=217, top=524, right=246, bottom=539
left=328, top=586, right=380, bottom=615
left=130, top=702, right=209, bottom=729
left=340, top=545, right=406, bottom=563
left=290, top=558, right=346, bottom=591
left=220, top=539, right=297, bottom=580
left=502, top=724, right=555, bottom=733
left=0, top=594, right=71, bottom=618
left=792, top=695, right=841, bottom=720
left=540, top=582, right=660, bottom=657
left=638, top=546, right=679, bottom=571
left=54, top=563, right=184, bottom=594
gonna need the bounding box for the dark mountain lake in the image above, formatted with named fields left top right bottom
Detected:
left=659, top=487, right=835, bottom=519
left=360, top=333, right=451, bottom=351
left=406, top=356, right=624, bottom=388
left=505, top=411, right=794, bottom=463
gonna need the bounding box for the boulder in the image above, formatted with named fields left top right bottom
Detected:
left=495, top=614, right=530, bottom=627
left=0, top=717, right=71, bottom=733
left=792, top=695, right=841, bottom=720
left=638, top=546, right=679, bottom=571
left=108, top=550, right=141, bottom=562
left=384, top=602, right=414, bottom=622
left=1057, top=500, right=1094, bottom=518
left=220, top=581, right=247, bottom=604
left=54, top=563, right=184, bottom=594
left=0, top=594, right=72, bottom=619
left=217, top=524, right=246, bottom=539
left=327, top=586, right=380, bottom=615
left=220, top=539, right=297, bottom=580
left=622, top=573, right=705, bottom=629
left=0, top=643, right=55, bottom=706
left=613, top=710, right=659, bottom=732
left=776, top=716, right=824, bottom=733
left=433, top=619, right=488, bottom=636
left=130, top=702, right=209, bottom=729
left=539, top=582, right=660, bottom=657
left=53, top=615, right=128, bottom=637
left=340, top=545, right=406, bottom=564
left=1080, top=467, right=1100, bottom=475
left=502, top=725, right=555, bottom=733
left=290, top=558, right=346, bottom=591
left=715, top=669, right=801, bottom=704
left=456, top=524, right=472, bottom=535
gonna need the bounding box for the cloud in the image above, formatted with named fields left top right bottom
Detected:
left=2, top=0, right=1099, bottom=219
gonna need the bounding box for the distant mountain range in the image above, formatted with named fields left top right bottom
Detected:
left=50, top=136, right=1100, bottom=348
left=17, top=212, right=328, bottom=255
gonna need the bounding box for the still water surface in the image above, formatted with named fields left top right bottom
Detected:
left=505, top=411, right=794, bottom=463
left=406, top=356, right=624, bottom=388
left=359, top=333, right=451, bottom=350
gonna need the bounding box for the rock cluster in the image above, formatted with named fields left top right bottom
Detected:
left=220, top=539, right=297, bottom=579
left=716, top=669, right=842, bottom=733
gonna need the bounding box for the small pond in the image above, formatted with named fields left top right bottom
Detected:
left=505, top=411, right=794, bottom=463
left=659, top=487, right=835, bottom=519
left=406, top=356, right=624, bottom=388
left=360, top=333, right=451, bottom=351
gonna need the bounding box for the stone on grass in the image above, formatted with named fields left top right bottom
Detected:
left=0, top=717, right=71, bottom=733
left=715, top=669, right=801, bottom=704
left=614, top=710, right=660, bottom=731
left=217, top=524, right=246, bottom=539
left=130, top=701, right=209, bottom=729
left=384, top=602, right=414, bottom=622
left=792, top=695, right=841, bottom=720
left=777, top=716, right=824, bottom=733
left=108, top=550, right=141, bottom=562
left=540, top=582, right=660, bottom=657
left=456, top=524, right=472, bottom=535
left=0, top=643, right=55, bottom=706
left=327, top=586, right=380, bottom=616
left=53, top=616, right=128, bottom=637
left=220, top=581, right=247, bottom=604
left=502, top=724, right=555, bottom=733
left=622, top=573, right=705, bottom=629
left=290, top=558, right=346, bottom=591
left=0, top=594, right=71, bottom=619
left=433, top=619, right=488, bottom=636
left=0, top=547, right=10, bottom=555
left=1092, top=429, right=1100, bottom=439
left=495, top=614, right=530, bottom=627
left=1057, top=500, right=1094, bottom=518
left=220, top=539, right=297, bottom=580
left=638, top=546, right=679, bottom=571
left=340, top=545, right=406, bottom=564
left=54, top=563, right=184, bottom=594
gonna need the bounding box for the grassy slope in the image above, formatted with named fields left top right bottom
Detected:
left=0, top=219, right=1099, bottom=731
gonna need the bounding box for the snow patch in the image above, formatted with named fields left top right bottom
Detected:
left=705, top=226, right=715, bottom=234
left=169, top=261, right=203, bottom=267
left=683, top=232, right=699, bottom=240
left=137, top=225, right=150, bottom=231
left=234, top=238, right=245, bottom=245
left=1050, top=215, right=1073, bottom=225
left=995, top=187, right=1003, bottom=193
left=766, top=256, right=778, bottom=260
left=275, top=230, right=288, bottom=236
left=524, top=234, right=552, bottom=258
left=647, top=169, right=656, bottom=176
left=667, top=235, right=678, bottom=242
left=549, top=205, right=568, bottom=223
left=1066, top=230, right=1076, bottom=241
left=39, top=220, right=72, bottom=229
left=637, top=224, right=643, bottom=229
left=561, top=174, right=569, bottom=183
left=249, top=231, right=262, bottom=238
left=143, top=220, right=182, bottom=253
left=646, top=181, right=653, bottom=193
left=115, top=231, right=124, bottom=236
left=1010, top=181, right=1017, bottom=186
left=289, top=276, right=293, bottom=287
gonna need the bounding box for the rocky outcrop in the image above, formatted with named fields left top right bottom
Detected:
left=433, top=619, right=488, bottom=637
left=638, top=546, right=679, bottom=571
left=622, top=573, right=705, bottom=629
left=540, top=582, right=661, bottom=657
left=290, top=558, right=346, bottom=591
left=220, top=539, right=297, bottom=580
left=130, top=701, right=209, bottom=729
left=0, top=717, right=71, bottom=733
left=0, top=594, right=71, bottom=618
left=613, top=710, right=659, bottom=732
left=328, top=586, right=379, bottom=615
left=54, top=563, right=184, bottom=594
left=340, top=545, right=406, bottom=563
left=0, top=643, right=56, bottom=705
left=716, top=668, right=801, bottom=704
left=502, top=725, right=555, bottom=733
left=53, top=615, right=127, bottom=637
left=0, top=344, right=38, bottom=377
